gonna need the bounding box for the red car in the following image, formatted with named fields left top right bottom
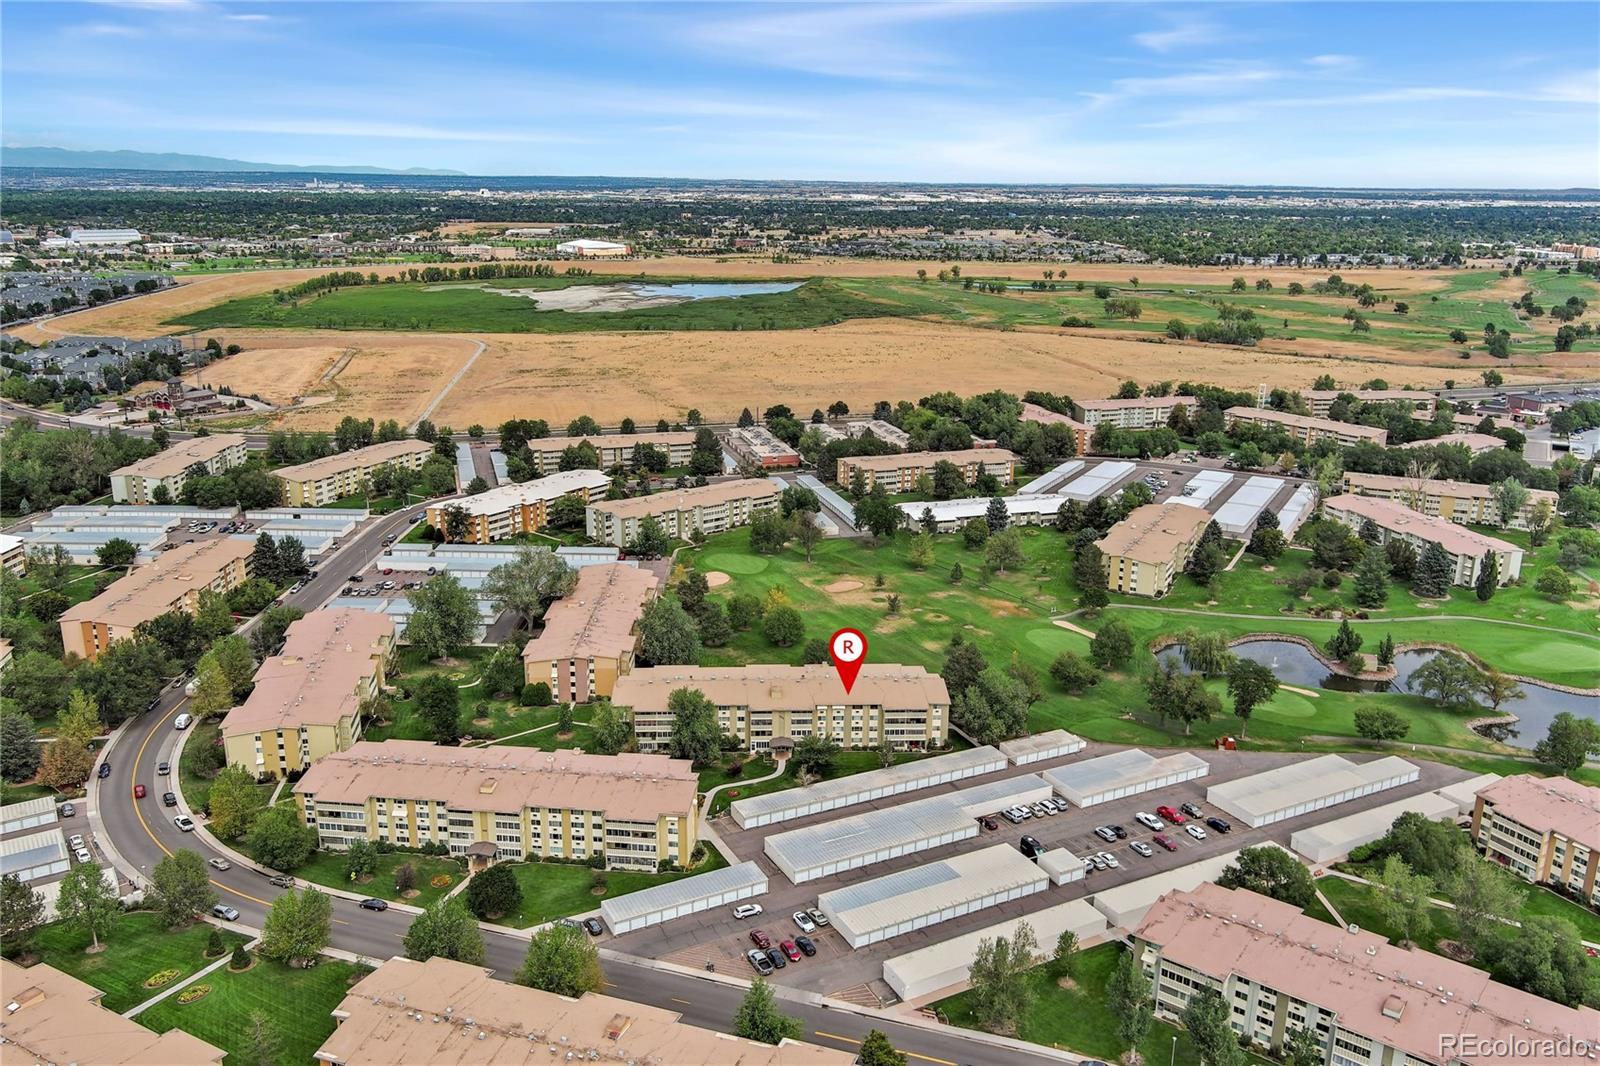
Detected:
left=1155, top=805, right=1186, bottom=824
left=749, top=929, right=772, bottom=950
left=133, top=784, right=147, bottom=799
left=780, top=939, right=802, bottom=962
left=1152, top=833, right=1178, bottom=852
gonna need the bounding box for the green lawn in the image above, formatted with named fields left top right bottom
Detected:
left=497, top=841, right=729, bottom=927
left=1337, top=855, right=1600, bottom=943
left=30, top=911, right=248, bottom=1014
left=269, top=849, right=466, bottom=908
left=15, top=563, right=110, bottom=607
left=136, top=956, right=365, bottom=1065
left=178, top=719, right=226, bottom=812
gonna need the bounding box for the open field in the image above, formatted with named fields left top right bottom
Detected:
left=30, top=911, right=248, bottom=1014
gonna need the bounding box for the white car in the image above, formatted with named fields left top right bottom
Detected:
left=73, top=848, right=92, bottom=863
left=793, top=911, right=816, bottom=933
left=174, top=815, right=196, bottom=832
left=68, top=834, right=85, bottom=849
left=208, top=858, right=231, bottom=871
left=1097, top=851, right=1121, bottom=869
left=732, top=903, right=763, bottom=919
left=1185, top=823, right=1208, bottom=840
left=1135, top=812, right=1165, bottom=832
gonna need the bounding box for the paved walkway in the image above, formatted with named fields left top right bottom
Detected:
left=122, top=936, right=259, bottom=1018
left=409, top=339, right=487, bottom=431
left=462, top=716, right=590, bottom=749
left=697, top=757, right=787, bottom=857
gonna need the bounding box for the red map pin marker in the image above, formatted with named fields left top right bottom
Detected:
left=829, top=628, right=867, bottom=694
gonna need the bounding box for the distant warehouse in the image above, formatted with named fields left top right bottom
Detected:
left=585, top=478, right=778, bottom=547
left=110, top=433, right=248, bottom=505
left=274, top=439, right=435, bottom=506
left=555, top=238, right=631, bottom=257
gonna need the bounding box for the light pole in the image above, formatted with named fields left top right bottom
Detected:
left=1170, top=1034, right=1177, bottom=1066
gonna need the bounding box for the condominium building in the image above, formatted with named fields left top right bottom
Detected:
left=836, top=448, right=1016, bottom=494
left=109, top=433, right=248, bottom=504
left=612, top=663, right=949, bottom=753
left=1305, top=390, right=1436, bottom=419
left=585, top=478, right=779, bottom=548
left=526, top=432, right=695, bottom=474
left=1132, top=883, right=1596, bottom=1066
left=0, top=532, right=24, bottom=575
left=1399, top=432, right=1506, bottom=457
left=1323, top=494, right=1522, bottom=587
left=521, top=563, right=658, bottom=702
left=1471, top=774, right=1599, bottom=906
left=313, top=956, right=854, bottom=1066
left=724, top=424, right=800, bottom=469
left=1096, top=502, right=1211, bottom=597
left=274, top=439, right=436, bottom=506
left=1021, top=401, right=1090, bottom=455
left=1342, top=471, right=1556, bottom=531
left=221, top=609, right=396, bottom=778
left=845, top=418, right=912, bottom=448
left=425, top=469, right=609, bottom=543
left=1070, top=396, right=1183, bottom=430
left=58, top=537, right=254, bottom=660
left=1226, top=407, right=1388, bottom=447
left=293, top=740, right=698, bottom=871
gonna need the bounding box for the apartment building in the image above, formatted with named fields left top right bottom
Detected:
left=1096, top=502, right=1211, bottom=597
left=1226, top=407, right=1389, bottom=447
left=1399, top=432, right=1506, bottom=457
left=836, top=448, right=1016, bottom=494
left=58, top=537, right=254, bottom=660
left=1021, top=401, right=1091, bottom=455
left=845, top=418, right=912, bottom=448
left=0, top=960, right=226, bottom=1064
left=1132, top=883, right=1596, bottom=1066
left=314, top=956, right=854, bottom=1066
left=1342, top=471, right=1556, bottom=531
left=585, top=478, right=779, bottom=548
left=612, top=663, right=949, bottom=753
left=293, top=740, right=698, bottom=871
left=425, top=469, right=608, bottom=543
left=521, top=563, right=658, bottom=702
left=0, top=532, right=25, bottom=575
left=1070, top=396, right=1183, bottom=430
left=725, top=424, right=800, bottom=469
left=526, top=431, right=695, bottom=474
left=274, top=439, right=436, bottom=506
left=1323, top=494, right=1522, bottom=587
left=221, top=609, right=396, bottom=778
left=109, top=433, right=248, bottom=504
left=1471, top=774, right=1599, bottom=906
left=1305, top=390, right=1436, bottom=419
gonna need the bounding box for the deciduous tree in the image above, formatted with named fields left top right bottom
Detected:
left=404, top=898, right=486, bottom=964
left=149, top=849, right=218, bottom=927
left=516, top=922, right=604, bottom=997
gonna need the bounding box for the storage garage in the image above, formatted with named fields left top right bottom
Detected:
left=1290, top=791, right=1459, bottom=864
left=1043, top=749, right=1209, bottom=808
left=1213, top=476, right=1286, bottom=538
left=943, top=773, right=1053, bottom=818
left=599, top=860, right=767, bottom=934
left=1018, top=460, right=1085, bottom=495
left=0, top=796, right=58, bottom=835
left=1089, top=843, right=1292, bottom=931
left=1206, top=754, right=1419, bottom=828
left=764, top=796, right=976, bottom=884
left=0, top=831, right=70, bottom=884
left=818, top=844, right=1049, bottom=949
left=882, top=898, right=1108, bottom=1002
left=1039, top=847, right=1088, bottom=885
left=1057, top=461, right=1138, bottom=501
left=731, top=746, right=1005, bottom=829
left=1434, top=772, right=1502, bottom=817
left=998, top=730, right=1086, bottom=766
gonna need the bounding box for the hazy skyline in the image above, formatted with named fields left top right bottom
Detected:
left=3, top=1, right=1597, bottom=187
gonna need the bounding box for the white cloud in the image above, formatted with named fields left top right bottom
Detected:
left=225, top=13, right=272, bottom=22
left=1306, top=53, right=1358, bottom=69
left=1133, top=19, right=1224, bottom=54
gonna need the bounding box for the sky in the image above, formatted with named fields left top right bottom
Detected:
left=3, top=1, right=1597, bottom=187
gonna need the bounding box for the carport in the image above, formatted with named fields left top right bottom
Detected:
left=1206, top=754, right=1418, bottom=827
left=600, top=860, right=767, bottom=934
left=1043, top=749, right=1209, bottom=808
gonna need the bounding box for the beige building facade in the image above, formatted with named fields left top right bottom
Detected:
left=836, top=448, right=1016, bottom=493
left=1471, top=774, right=1599, bottom=906
left=521, top=563, right=658, bottom=702
left=527, top=431, right=695, bottom=474
left=110, top=433, right=249, bottom=504
left=1323, top=494, right=1522, bottom=587
left=1071, top=396, right=1183, bottom=430
left=585, top=478, right=779, bottom=547
left=1096, top=502, right=1211, bottom=597
left=426, top=469, right=609, bottom=543
left=1226, top=406, right=1389, bottom=447
left=1304, top=389, right=1436, bottom=418
left=275, top=439, right=435, bottom=506
left=1341, top=471, right=1556, bottom=531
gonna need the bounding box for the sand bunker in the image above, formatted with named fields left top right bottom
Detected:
left=420, top=280, right=800, bottom=313
left=824, top=579, right=864, bottom=593
left=704, top=572, right=731, bottom=588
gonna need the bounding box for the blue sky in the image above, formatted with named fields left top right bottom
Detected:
left=3, top=1, right=1597, bottom=187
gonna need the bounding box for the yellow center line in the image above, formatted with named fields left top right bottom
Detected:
left=813, top=1031, right=954, bottom=1066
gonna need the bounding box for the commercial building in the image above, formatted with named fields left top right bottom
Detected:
left=1400, top=431, right=1506, bottom=456
left=585, top=478, right=779, bottom=547
left=998, top=728, right=1086, bottom=766
left=0, top=959, right=226, bottom=1064
left=731, top=745, right=1005, bottom=829
left=724, top=425, right=800, bottom=469
left=1305, top=389, right=1435, bottom=418
left=1471, top=774, right=1600, bottom=906
left=221, top=609, right=396, bottom=778
left=818, top=843, right=1050, bottom=949
left=882, top=899, right=1108, bottom=1002
left=613, top=663, right=948, bottom=754
left=1020, top=401, right=1091, bottom=454
left=554, top=238, right=632, bottom=257
left=426, top=469, right=609, bottom=543
left=1132, top=883, right=1599, bottom=1066
left=275, top=439, right=436, bottom=506
left=1225, top=406, right=1389, bottom=447
left=1290, top=790, right=1458, bottom=864
left=312, top=955, right=851, bottom=1065
left=293, top=740, right=699, bottom=871
left=1044, top=748, right=1209, bottom=808
left=1096, top=502, right=1212, bottom=597
left=599, top=860, right=767, bottom=935
left=1341, top=471, right=1556, bottom=531
left=525, top=431, right=696, bottom=474
left=67, top=227, right=143, bottom=245
left=836, top=448, right=1016, bottom=494
left=1322, top=494, right=1522, bottom=587
left=109, top=433, right=249, bottom=504
left=58, top=537, right=254, bottom=660
left=844, top=418, right=911, bottom=448
left=1206, top=755, right=1418, bottom=828
left=520, top=563, right=658, bottom=702
left=1071, top=396, right=1182, bottom=430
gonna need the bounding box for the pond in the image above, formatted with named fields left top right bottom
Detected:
left=434, top=279, right=803, bottom=313
left=1155, top=638, right=1597, bottom=751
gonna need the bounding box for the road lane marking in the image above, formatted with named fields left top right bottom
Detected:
left=813, top=1031, right=954, bottom=1066
left=670, top=997, right=692, bottom=1005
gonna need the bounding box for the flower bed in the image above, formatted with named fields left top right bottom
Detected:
left=176, top=984, right=212, bottom=1005
left=143, top=968, right=181, bottom=989
left=429, top=874, right=453, bottom=888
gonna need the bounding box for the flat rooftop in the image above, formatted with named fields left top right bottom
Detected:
left=111, top=433, right=246, bottom=480
left=58, top=537, right=254, bottom=629
left=520, top=563, right=658, bottom=663
left=1324, top=494, right=1518, bottom=557
left=842, top=448, right=1015, bottom=471
left=612, top=662, right=948, bottom=713
left=221, top=609, right=394, bottom=736
left=274, top=439, right=434, bottom=481
left=586, top=478, right=777, bottom=519
left=1096, top=502, right=1209, bottom=562
left=1226, top=405, right=1388, bottom=442
left=1477, top=774, right=1600, bottom=850
left=449, top=469, right=610, bottom=517
left=819, top=843, right=1046, bottom=935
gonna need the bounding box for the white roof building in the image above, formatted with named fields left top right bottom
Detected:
left=882, top=898, right=1107, bottom=1002
left=1206, top=755, right=1419, bottom=828
left=730, top=746, right=1005, bottom=828
left=1290, top=790, right=1458, bottom=864
left=1044, top=749, right=1210, bottom=808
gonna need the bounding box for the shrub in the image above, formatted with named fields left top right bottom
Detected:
left=521, top=682, right=553, bottom=707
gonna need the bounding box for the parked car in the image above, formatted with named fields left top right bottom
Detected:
left=794, top=934, right=816, bottom=957
left=359, top=898, right=389, bottom=911
left=74, top=848, right=92, bottom=863
left=1108, top=824, right=1127, bottom=839
left=793, top=911, right=816, bottom=933
left=1029, top=802, right=1050, bottom=818
left=208, top=858, right=231, bottom=871
left=211, top=904, right=240, bottom=922
left=807, top=908, right=829, bottom=927
left=162, top=792, right=177, bottom=807
left=1134, top=812, right=1165, bottom=831
left=1155, top=805, right=1185, bottom=824
left=68, top=835, right=85, bottom=849
left=733, top=903, right=763, bottom=919
left=765, top=947, right=786, bottom=970
left=1130, top=841, right=1154, bottom=858
left=749, top=928, right=772, bottom=950
left=1002, top=809, right=1024, bottom=825
left=268, top=874, right=294, bottom=888
left=1206, top=816, right=1233, bottom=834
left=1185, top=824, right=1207, bottom=840
left=979, top=816, right=999, bottom=831
left=1153, top=834, right=1178, bottom=852
left=157, top=761, right=171, bottom=776
left=1093, top=825, right=1118, bottom=843
left=746, top=949, right=774, bottom=976
left=98, top=762, right=112, bottom=779
left=1181, top=802, right=1203, bottom=819
left=583, top=918, right=604, bottom=936
left=133, top=784, right=147, bottom=799
left=1097, top=851, right=1121, bottom=869
left=174, top=815, right=195, bottom=832
left=174, top=713, right=193, bottom=730
left=58, top=803, right=75, bottom=817
left=1089, top=853, right=1109, bottom=871
left=1020, top=835, right=1044, bottom=859
left=780, top=940, right=802, bottom=962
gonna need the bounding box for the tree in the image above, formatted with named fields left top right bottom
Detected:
left=855, top=487, right=904, bottom=543
left=404, top=573, right=478, bottom=660
left=343, top=838, right=378, bottom=883
left=1412, top=541, right=1454, bottom=597
left=244, top=805, right=317, bottom=870
left=521, top=681, right=553, bottom=707
left=249, top=532, right=282, bottom=586
left=482, top=547, right=576, bottom=623
left=1217, top=846, right=1316, bottom=907
left=1225, top=658, right=1279, bottom=737
left=465, top=863, right=522, bottom=919
left=404, top=898, right=486, bottom=964
left=858, top=1029, right=908, bottom=1066
left=0, top=711, right=40, bottom=783
left=1324, top=619, right=1363, bottom=663
left=1535, top=567, right=1573, bottom=601
left=637, top=595, right=700, bottom=665
left=1534, top=712, right=1600, bottom=776
left=1049, top=651, right=1101, bottom=693
left=1284, top=1026, right=1325, bottom=1066
left=515, top=922, right=604, bottom=997
left=1490, top=477, right=1529, bottom=528
left=940, top=634, right=989, bottom=699
left=1106, top=947, right=1153, bottom=1051
left=985, top=528, right=1024, bottom=573
left=1409, top=653, right=1483, bottom=711
left=55, top=861, right=120, bottom=951
left=1353, top=706, right=1410, bottom=741
left=1479, top=669, right=1524, bottom=713
left=630, top=515, right=674, bottom=558
left=1371, top=855, right=1434, bottom=947
left=1376, top=633, right=1396, bottom=666
left=0, top=874, right=46, bottom=959
left=1090, top=617, right=1135, bottom=669
left=789, top=735, right=840, bottom=779
left=1180, top=629, right=1233, bottom=677
left=961, top=517, right=990, bottom=549
left=731, top=977, right=804, bottom=1044
left=951, top=667, right=1030, bottom=745
left=1448, top=858, right=1521, bottom=958
left=1053, top=929, right=1080, bottom=977
left=907, top=532, right=935, bottom=570
left=97, top=537, right=138, bottom=569
left=251, top=605, right=304, bottom=659
left=762, top=604, right=804, bottom=647
left=793, top=510, right=824, bottom=562
left=240, top=1011, right=284, bottom=1066
left=1146, top=660, right=1221, bottom=735
left=208, top=766, right=266, bottom=840
left=1486, top=916, right=1597, bottom=1008
left=1352, top=542, right=1389, bottom=608
left=414, top=674, right=462, bottom=744
left=37, top=725, right=95, bottom=791
left=1073, top=543, right=1110, bottom=611
left=983, top=495, right=1009, bottom=532
left=208, top=634, right=257, bottom=700
left=149, top=850, right=218, bottom=927
left=590, top=703, right=634, bottom=755
left=1473, top=550, right=1498, bottom=602
left=394, top=862, right=417, bottom=895
left=3, top=651, right=70, bottom=720
left=666, top=687, right=721, bottom=767
left=967, top=921, right=1038, bottom=1034
left=1367, top=811, right=1465, bottom=880
left=189, top=653, right=236, bottom=720
left=259, top=887, right=332, bottom=963
left=1183, top=987, right=1242, bottom=1066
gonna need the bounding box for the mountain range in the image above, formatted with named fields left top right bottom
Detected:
left=2, top=146, right=465, bottom=176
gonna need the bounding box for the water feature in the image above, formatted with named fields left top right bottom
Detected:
left=631, top=281, right=801, bottom=300
left=429, top=279, right=803, bottom=313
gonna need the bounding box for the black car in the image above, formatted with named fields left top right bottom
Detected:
left=1181, top=802, right=1203, bottom=819
left=1206, top=816, right=1232, bottom=834
left=794, top=935, right=816, bottom=957
left=358, top=898, right=388, bottom=911
left=582, top=917, right=604, bottom=936
left=1020, top=835, right=1044, bottom=859
left=765, top=947, right=786, bottom=969
left=162, top=791, right=177, bottom=807
left=97, top=762, right=111, bottom=779
left=1108, top=824, right=1127, bottom=839
left=979, top=816, right=999, bottom=831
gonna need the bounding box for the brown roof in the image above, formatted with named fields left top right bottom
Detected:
left=112, top=433, right=246, bottom=479
left=1137, top=884, right=1598, bottom=1065
left=1323, top=494, right=1518, bottom=558
left=59, top=537, right=254, bottom=630
left=1343, top=471, right=1557, bottom=507
left=274, top=439, right=434, bottom=482
left=613, top=663, right=950, bottom=712
left=586, top=478, right=778, bottom=520
left=1225, top=406, right=1389, bottom=442
left=1095, top=502, right=1210, bottom=564
left=1399, top=432, right=1504, bottom=453
left=1021, top=402, right=1089, bottom=432
left=313, top=956, right=854, bottom=1065
left=1477, top=774, right=1600, bottom=851
left=531, top=431, right=695, bottom=454
left=841, top=448, right=1016, bottom=472
left=293, top=740, right=697, bottom=823
left=521, top=563, right=657, bottom=665
left=221, top=608, right=394, bottom=737
left=0, top=959, right=227, bottom=1064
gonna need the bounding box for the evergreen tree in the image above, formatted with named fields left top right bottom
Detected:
left=984, top=495, right=1009, bottom=532
left=1475, top=551, right=1498, bottom=601
left=1413, top=542, right=1454, bottom=597
left=1353, top=542, right=1390, bottom=608
left=1376, top=633, right=1396, bottom=666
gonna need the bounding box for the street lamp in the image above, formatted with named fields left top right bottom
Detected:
left=1170, top=1034, right=1177, bottom=1066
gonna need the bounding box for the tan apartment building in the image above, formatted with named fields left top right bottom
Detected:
left=1399, top=431, right=1506, bottom=456
left=527, top=431, right=695, bottom=474
left=314, top=956, right=854, bottom=1066
left=110, top=433, right=248, bottom=504
left=294, top=740, right=698, bottom=871
left=1070, top=396, right=1183, bottom=430
left=1021, top=401, right=1090, bottom=455
left=58, top=537, right=254, bottom=661
left=725, top=425, right=800, bottom=469
left=274, top=439, right=436, bottom=506
left=221, top=609, right=396, bottom=778
left=836, top=448, right=1016, bottom=494
left=521, top=563, right=658, bottom=702
left=1095, top=502, right=1211, bottom=597
left=426, top=468, right=609, bottom=544
left=1226, top=406, right=1389, bottom=447
left=1323, top=494, right=1522, bottom=587
left=1471, top=774, right=1599, bottom=906
left=612, top=663, right=949, bottom=753
left=0, top=532, right=24, bottom=575
left=585, top=478, right=779, bottom=548
left=1132, top=883, right=1596, bottom=1066
left=1305, top=389, right=1436, bottom=419
left=1342, top=471, right=1557, bottom=531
